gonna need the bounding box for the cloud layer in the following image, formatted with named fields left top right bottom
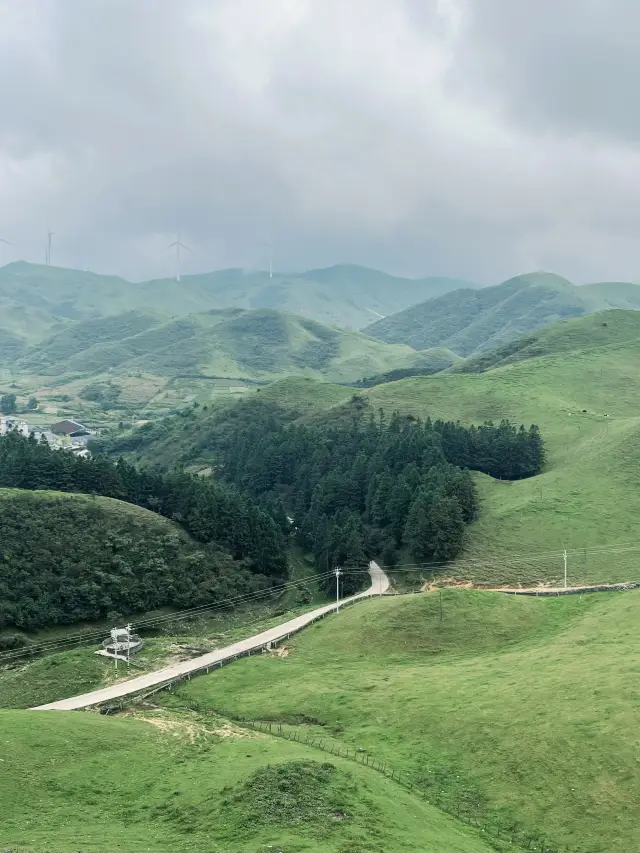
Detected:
left=1, top=0, right=639, bottom=283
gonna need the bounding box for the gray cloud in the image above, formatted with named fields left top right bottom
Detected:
left=455, top=0, right=640, bottom=142
left=1, top=0, right=640, bottom=284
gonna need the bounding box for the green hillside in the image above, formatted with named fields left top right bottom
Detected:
left=104, top=309, right=640, bottom=584
left=165, top=587, right=640, bottom=853
left=365, top=270, right=640, bottom=355
left=363, top=309, right=640, bottom=583
left=0, top=261, right=473, bottom=336
left=148, top=264, right=474, bottom=330
left=0, top=708, right=494, bottom=853
left=7, top=307, right=426, bottom=414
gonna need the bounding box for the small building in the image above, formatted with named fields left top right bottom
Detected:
left=0, top=417, right=29, bottom=437
left=50, top=419, right=92, bottom=438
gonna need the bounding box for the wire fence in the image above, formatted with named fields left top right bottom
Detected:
left=156, top=703, right=598, bottom=853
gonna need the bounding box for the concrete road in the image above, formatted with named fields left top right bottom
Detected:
left=33, top=561, right=389, bottom=711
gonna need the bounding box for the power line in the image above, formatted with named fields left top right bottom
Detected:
left=0, top=570, right=336, bottom=663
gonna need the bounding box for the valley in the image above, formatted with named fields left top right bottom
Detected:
left=2, top=264, right=640, bottom=853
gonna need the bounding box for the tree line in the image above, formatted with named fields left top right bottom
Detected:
left=0, top=431, right=288, bottom=629
left=210, top=399, right=544, bottom=595
left=0, top=491, right=266, bottom=632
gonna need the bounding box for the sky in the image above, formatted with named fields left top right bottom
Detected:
left=1, top=0, right=639, bottom=284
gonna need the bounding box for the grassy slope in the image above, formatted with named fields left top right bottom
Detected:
left=167, top=588, right=640, bottom=853
left=10, top=308, right=424, bottom=412
left=362, top=309, right=640, bottom=583
left=365, top=270, right=640, bottom=355
left=1, top=709, right=494, bottom=853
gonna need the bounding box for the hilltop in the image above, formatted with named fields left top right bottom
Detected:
left=365, top=270, right=640, bottom=355
left=0, top=261, right=473, bottom=336
left=0, top=488, right=226, bottom=631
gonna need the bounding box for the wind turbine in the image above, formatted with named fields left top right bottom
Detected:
left=46, top=228, right=54, bottom=266
left=259, top=240, right=273, bottom=278
left=0, top=238, right=10, bottom=265
left=167, top=232, right=190, bottom=282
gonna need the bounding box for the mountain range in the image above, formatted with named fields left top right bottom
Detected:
left=0, top=261, right=472, bottom=337
left=14, top=308, right=427, bottom=388
left=364, top=271, right=640, bottom=355
left=3, top=262, right=640, bottom=417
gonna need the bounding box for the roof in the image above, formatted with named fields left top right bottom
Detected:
left=50, top=419, right=91, bottom=436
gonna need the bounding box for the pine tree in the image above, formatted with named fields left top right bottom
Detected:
left=403, top=491, right=435, bottom=562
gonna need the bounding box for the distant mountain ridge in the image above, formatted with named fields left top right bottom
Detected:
left=0, top=261, right=474, bottom=336
left=364, top=271, right=640, bottom=355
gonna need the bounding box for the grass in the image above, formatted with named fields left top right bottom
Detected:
left=0, top=707, right=496, bottom=853
left=359, top=310, right=640, bottom=584
left=160, top=588, right=640, bottom=853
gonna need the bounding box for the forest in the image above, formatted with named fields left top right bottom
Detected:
left=0, top=431, right=287, bottom=629
left=0, top=430, right=286, bottom=578
left=210, top=399, right=544, bottom=594
left=0, top=492, right=265, bottom=632
left=0, top=398, right=543, bottom=625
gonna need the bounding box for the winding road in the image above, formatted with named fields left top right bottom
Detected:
left=32, top=562, right=389, bottom=711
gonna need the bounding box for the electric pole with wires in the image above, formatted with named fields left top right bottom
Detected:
left=335, top=566, right=342, bottom=611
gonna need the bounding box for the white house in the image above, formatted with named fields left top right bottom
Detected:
left=0, top=417, right=29, bottom=437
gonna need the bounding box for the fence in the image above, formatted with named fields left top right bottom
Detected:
left=150, top=703, right=596, bottom=853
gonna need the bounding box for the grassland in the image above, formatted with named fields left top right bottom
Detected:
left=0, top=706, right=496, bottom=853
left=360, top=310, right=640, bottom=584
left=162, top=587, right=640, bottom=853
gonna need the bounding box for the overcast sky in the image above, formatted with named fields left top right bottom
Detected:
left=1, top=0, right=639, bottom=283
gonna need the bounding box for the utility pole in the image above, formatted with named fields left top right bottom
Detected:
left=335, top=566, right=342, bottom=611
left=126, top=623, right=131, bottom=666
left=563, top=549, right=568, bottom=589
left=439, top=588, right=443, bottom=621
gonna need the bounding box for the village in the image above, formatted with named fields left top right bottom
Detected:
left=0, top=416, right=94, bottom=457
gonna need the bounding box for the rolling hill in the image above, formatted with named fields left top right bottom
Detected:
left=7, top=307, right=448, bottom=415
left=0, top=707, right=495, bottom=853
left=365, top=270, right=640, bottom=355
left=164, top=586, right=640, bottom=853
left=362, top=309, right=640, bottom=582
left=105, top=309, right=640, bottom=583
left=0, top=260, right=473, bottom=337
left=0, top=488, right=236, bottom=632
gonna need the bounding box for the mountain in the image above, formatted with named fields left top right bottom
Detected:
left=9, top=308, right=431, bottom=414
left=0, top=261, right=474, bottom=336
left=364, top=270, right=640, bottom=355
left=144, top=265, right=474, bottom=330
